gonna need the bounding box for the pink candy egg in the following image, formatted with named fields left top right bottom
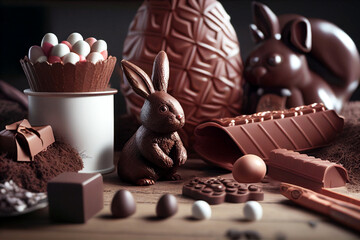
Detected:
left=63, top=52, right=80, bottom=65
left=91, top=40, right=107, bottom=52
left=79, top=55, right=86, bottom=62
left=48, top=55, right=61, bottom=64
left=50, top=43, right=70, bottom=58
left=28, top=46, right=46, bottom=63
left=72, top=40, right=91, bottom=57
left=41, top=33, right=58, bottom=56
left=85, top=37, right=97, bottom=47
left=61, top=41, right=72, bottom=51
left=67, top=32, right=83, bottom=45
left=100, top=50, right=108, bottom=60
left=87, top=52, right=104, bottom=63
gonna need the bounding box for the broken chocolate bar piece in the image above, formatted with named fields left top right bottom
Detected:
left=194, top=103, right=344, bottom=170
left=268, top=149, right=349, bottom=191
left=182, top=177, right=263, bottom=205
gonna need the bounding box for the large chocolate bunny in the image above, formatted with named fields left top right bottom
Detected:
left=244, top=2, right=360, bottom=113
left=118, top=51, right=187, bottom=186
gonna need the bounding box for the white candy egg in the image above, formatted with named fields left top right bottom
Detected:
left=243, top=201, right=263, bottom=221
left=87, top=52, right=104, bottom=64
left=192, top=200, right=211, bottom=220
left=50, top=43, right=70, bottom=58
left=63, top=52, right=80, bottom=65
left=36, top=56, right=48, bottom=63
left=41, top=33, right=58, bottom=47
left=28, top=46, right=46, bottom=63
left=91, top=39, right=107, bottom=52
left=85, top=37, right=97, bottom=47
left=67, top=32, right=83, bottom=45
left=73, top=40, right=91, bottom=57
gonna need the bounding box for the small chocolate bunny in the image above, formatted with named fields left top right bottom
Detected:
left=244, top=2, right=360, bottom=113
left=118, top=51, right=187, bottom=186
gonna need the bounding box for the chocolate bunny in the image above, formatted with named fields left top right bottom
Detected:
left=118, top=51, right=187, bottom=186
left=244, top=2, right=360, bottom=113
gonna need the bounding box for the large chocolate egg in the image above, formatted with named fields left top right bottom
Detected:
left=121, top=0, right=244, bottom=148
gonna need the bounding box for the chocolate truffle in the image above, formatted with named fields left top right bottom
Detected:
left=232, top=155, right=266, bottom=183
left=156, top=194, right=178, bottom=219
left=47, top=172, right=103, bottom=223
left=111, top=190, right=136, bottom=218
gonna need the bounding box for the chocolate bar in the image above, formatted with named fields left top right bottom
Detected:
left=182, top=177, right=263, bottom=205
left=194, top=103, right=344, bottom=170
left=268, top=149, right=349, bottom=191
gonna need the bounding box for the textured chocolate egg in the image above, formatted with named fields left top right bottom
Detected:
left=111, top=190, right=136, bottom=218
left=156, top=194, right=178, bottom=218
left=232, top=154, right=266, bottom=183
left=121, top=0, right=244, bottom=148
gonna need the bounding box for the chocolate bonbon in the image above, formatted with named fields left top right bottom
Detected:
left=47, top=172, right=103, bottom=223
left=121, top=0, right=244, bottom=148
left=268, top=149, right=349, bottom=191
left=244, top=2, right=360, bottom=113
left=194, top=103, right=344, bottom=170
left=182, top=177, right=264, bottom=205
left=111, top=190, right=136, bottom=218
left=117, top=51, right=187, bottom=186
left=156, top=194, right=178, bottom=219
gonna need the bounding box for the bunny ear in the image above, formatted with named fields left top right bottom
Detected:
left=289, top=18, right=312, bottom=53
left=151, top=51, right=169, bottom=92
left=121, top=59, right=155, bottom=99
left=252, top=2, right=280, bottom=39
left=249, top=24, right=265, bottom=43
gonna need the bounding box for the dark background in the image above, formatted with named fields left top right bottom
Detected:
left=1, top=0, right=360, bottom=116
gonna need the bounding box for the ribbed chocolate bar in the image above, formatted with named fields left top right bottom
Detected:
left=194, top=103, right=344, bottom=170
left=268, top=149, right=349, bottom=191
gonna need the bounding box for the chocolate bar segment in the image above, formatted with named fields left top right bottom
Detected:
left=268, top=149, right=349, bottom=191
left=182, top=177, right=263, bottom=205
left=194, top=103, right=344, bottom=170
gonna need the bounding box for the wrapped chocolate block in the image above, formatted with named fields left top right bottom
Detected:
left=0, top=119, right=55, bottom=161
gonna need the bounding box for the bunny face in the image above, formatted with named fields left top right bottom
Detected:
left=140, top=91, right=185, bottom=133
left=244, top=38, right=307, bottom=88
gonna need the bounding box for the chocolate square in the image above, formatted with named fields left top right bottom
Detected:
left=47, top=172, right=103, bottom=223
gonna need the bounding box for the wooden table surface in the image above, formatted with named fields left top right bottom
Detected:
left=1, top=159, right=359, bottom=240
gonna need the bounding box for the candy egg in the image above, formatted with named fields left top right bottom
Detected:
left=91, top=39, right=107, bottom=52
left=48, top=55, right=61, bottom=64
left=50, top=43, right=70, bottom=58
left=111, top=190, right=136, bottom=218
left=67, top=32, right=83, bottom=45
left=87, top=52, right=104, bottom=64
left=72, top=40, right=91, bottom=57
left=41, top=33, right=58, bottom=47
left=232, top=154, right=266, bottom=183
left=63, top=52, right=80, bottom=65
left=36, top=56, right=48, bottom=63
left=28, top=46, right=46, bottom=63
left=61, top=41, right=72, bottom=51
left=192, top=200, right=211, bottom=220
left=243, top=201, right=263, bottom=221
left=100, top=50, right=108, bottom=60
left=85, top=37, right=97, bottom=47
left=156, top=194, right=178, bottom=218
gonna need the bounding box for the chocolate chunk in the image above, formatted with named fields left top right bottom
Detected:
left=182, top=177, right=264, bottom=205
left=156, top=194, right=178, bottom=219
left=111, top=190, right=136, bottom=218
left=47, top=172, right=103, bottom=223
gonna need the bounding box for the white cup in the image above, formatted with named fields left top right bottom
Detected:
left=24, top=88, right=117, bottom=174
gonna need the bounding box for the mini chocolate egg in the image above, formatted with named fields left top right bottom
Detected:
left=192, top=200, right=211, bottom=220
left=85, top=37, right=97, bottom=47
left=67, top=32, right=83, bottom=45
left=73, top=40, right=91, bottom=57
left=111, top=190, right=136, bottom=218
left=41, top=33, right=58, bottom=47
left=63, top=52, right=80, bottom=65
left=91, top=39, right=107, bottom=52
left=50, top=43, right=70, bottom=58
left=28, top=46, right=46, bottom=63
left=87, top=52, right=104, bottom=64
left=156, top=194, right=178, bottom=218
left=232, top=154, right=266, bottom=183
left=243, top=201, right=263, bottom=221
